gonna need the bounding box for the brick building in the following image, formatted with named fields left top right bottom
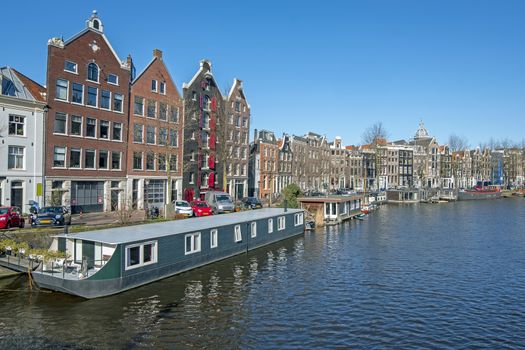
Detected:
left=182, top=60, right=224, bottom=201
left=45, top=11, right=132, bottom=213
left=224, top=78, right=250, bottom=200
left=127, top=49, right=183, bottom=210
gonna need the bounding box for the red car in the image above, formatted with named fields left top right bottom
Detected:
left=190, top=201, right=213, bottom=217
left=0, top=206, right=25, bottom=229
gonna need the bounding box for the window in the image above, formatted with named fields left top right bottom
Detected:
left=146, top=126, right=155, bottom=144
left=87, top=63, right=99, bottom=82
left=251, top=222, right=257, bottom=238
left=159, top=103, right=167, bottom=120
left=234, top=225, right=242, bottom=242
left=70, top=148, right=81, bottom=168
left=99, top=150, right=108, bottom=169
left=87, top=86, right=97, bottom=107
left=70, top=116, right=82, bottom=136
left=125, top=241, right=157, bottom=270
left=72, top=83, right=83, bottom=104
left=133, top=152, right=143, bottom=170
left=8, top=115, right=25, bottom=136
left=107, top=74, right=118, bottom=85
left=192, top=91, right=197, bottom=101
left=133, top=124, right=143, bottom=143
left=85, top=149, right=95, bottom=169
left=242, top=117, right=248, bottom=128
left=268, top=218, right=274, bottom=233
left=294, top=213, right=303, bottom=226
left=113, top=93, right=123, bottom=112
left=210, top=229, right=218, bottom=248
left=160, top=82, right=166, bottom=94
left=111, top=151, right=121, bottom=170
left=113, top=122, right=122, bottom=141
left=159, top=128, right=167, bottom=145
left=170, top=106, right=179, bottom=123
left=185, top=233, right=201, bottom=255
left=53, top=146, right=66, bottom=167
left=147, top=99, right=156, bottom=118
left=158, top=154, right=166, bottom=171
left=169, top=129, right=178, bottom=147
left=169, top=154, right=178, bottom=171
left=189, top=172, right=194, bottom=184
left=86, top=118, right=96, bottom=137
left=54, top=113, right=67, bottom=134
left=134, top=96, right=144, bottom=115
left=100, top=90, right=110, bottom=109
left=278, top=216, right=286, bottom=231
left=56, top=79, right=68, bottom=100
left=146, top=152, right=155, bottom=170
left=8, top=146, right=24, bottom=169
left=151, top=79, right=158, bottom=92
left=64, top=61, right=77, bottom=73
left=99, top=120, right=109, bottom=139
left=235, top=101, right=240, bottom=112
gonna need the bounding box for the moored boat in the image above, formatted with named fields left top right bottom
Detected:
left=31, top=208, right=305, bottom=299
left=458, top=181, right=501, bottom=201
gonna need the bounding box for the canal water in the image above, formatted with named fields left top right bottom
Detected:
left=1, top=199, right=525, bottom=349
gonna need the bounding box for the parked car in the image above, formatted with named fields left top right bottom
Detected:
left=241, top=197, right=263, bottom=210
left=33, top=206, right=71, bottom=227
left=190, top=201, right=213, bottom=217
left=173, top=200, right=193, bottom=217
left=0, top=206, right=25, bottom=229
left=204, top=191, right=235, bottom=214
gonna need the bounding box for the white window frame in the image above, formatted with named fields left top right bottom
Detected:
left=185, top=232, right=201, bottom=255
left=234, top=225, right=242, bottom=242
left=278, top=216, right=286, bottom=231
left=100, top=89, right=112, bottom=110
left=71, top=83, right=84, bottom=105
left=113, top=93, right=124, bottom=113
left=107, top=73, right=119, bottom=86
left=64, top=60, right=78, bottom=74
left=7, top=146, right=25, bottom=170
left=294, top=213, right=304, bottom=226
left=268, top=218, right=274, bottom=233
left=8, top=115, right=25, bottom=137
left=160, top=81, right=166, bottom=94
left=87, top=62, right=100, bottom=83
left=251, top=222, right=257, bottom=238
left=210, top=229, right=218, bottom=249
left=124, top=240, right=158, bottom=270
left=151, top=79, right=158, bottom=92
left=55, top=78, right=69, bottom=101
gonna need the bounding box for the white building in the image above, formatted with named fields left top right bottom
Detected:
left=0, top=67, right=46, bottom=212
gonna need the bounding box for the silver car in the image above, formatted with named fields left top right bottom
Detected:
left=173, top=200, right=193, bottom=217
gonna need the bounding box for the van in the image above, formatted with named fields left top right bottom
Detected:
left=204, top=191, right=235, bottom=214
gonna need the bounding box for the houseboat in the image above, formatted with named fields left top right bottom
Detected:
left=31, top=208, right=305, bottom=299
left=297, top=195, right=364, bottom=227
left=458, top=181, right=501, bottom=200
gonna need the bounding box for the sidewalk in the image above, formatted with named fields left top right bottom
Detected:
left=71, top=210, right=147, bottom=227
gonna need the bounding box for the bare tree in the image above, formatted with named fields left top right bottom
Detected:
left=448, top=134, right=469, bottom=152
left=362, top=122, right=388, bottom=145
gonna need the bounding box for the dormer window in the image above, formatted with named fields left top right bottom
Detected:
left=87, top=63, right=99, bottom=82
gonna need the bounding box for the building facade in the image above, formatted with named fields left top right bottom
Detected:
left=45, top=12, right=132, bottom=213
left=0, top=67, right=46, bottom=211
left=127, top=49, right=183, bottom=210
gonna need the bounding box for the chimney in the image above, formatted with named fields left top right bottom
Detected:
left=153, top=49, right=163, bottom=59
left=126, top=54, right=133, bottom=67
left=254, top=129, right=258, bottom=142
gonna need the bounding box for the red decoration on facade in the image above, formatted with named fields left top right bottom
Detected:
left=211, top=97, right=217, bottom=111
left=208, top=155, right=215, bottom=169
left=209, top=134, right=216, bottom=150
left=208, top=172, right=215, bottom=188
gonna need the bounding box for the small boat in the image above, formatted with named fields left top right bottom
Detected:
left=361, top=206, right=370, bottom=214
left=355, top=214, right=367, bottom=220
left=305, top=220, right=316, bottom=230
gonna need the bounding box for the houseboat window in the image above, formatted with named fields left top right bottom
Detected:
left=128, top=246, right=141, bottom=266
left=185, top=233, right=201, bottom=255
left=251, top=222, right=257, bottom=238
left=125, top=241, right=158, bottom=270
left=234, top=225, right=242, bottom=242
left=75, top=239, right=83, bottom=263
left=210, top=229, right=218, bottom=248
left=278, top=216, right=286, bottom=231
left=294, top=213, right=304, bottom=226
left=268, top=218, right=273, bottom=233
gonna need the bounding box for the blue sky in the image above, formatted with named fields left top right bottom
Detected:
left=3, top=0, right=524, bottom=146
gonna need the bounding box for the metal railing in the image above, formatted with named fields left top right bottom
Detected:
left=38, top=257, right=109, bottom=279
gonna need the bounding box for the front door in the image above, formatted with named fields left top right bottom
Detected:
left=10, top=181, right=23, bottom=209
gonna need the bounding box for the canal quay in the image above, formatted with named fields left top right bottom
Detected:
left=1, top=198, right=524, bottom=349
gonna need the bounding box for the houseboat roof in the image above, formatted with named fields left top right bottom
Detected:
left=55, top=208, right=303, bottom=245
